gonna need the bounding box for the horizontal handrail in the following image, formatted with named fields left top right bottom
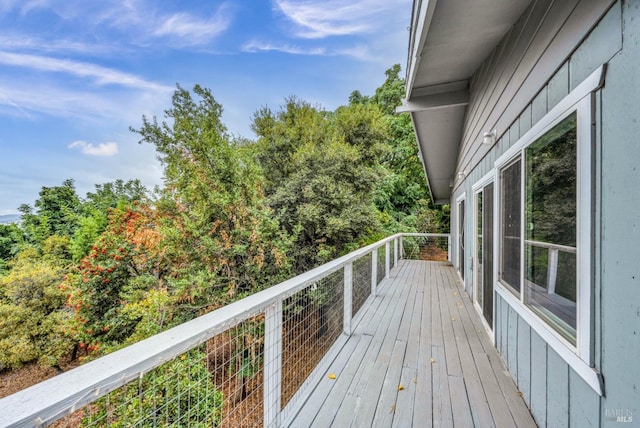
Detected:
left=401, top=232, right=450, bottom=238
left=524, top=239, right=576, bottom=254
left=0, top=232, right=449, bottom=427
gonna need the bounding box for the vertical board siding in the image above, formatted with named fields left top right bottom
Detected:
left=598, top=0, right=640, bottom=417
left=547, top=62, right=570, bottom=111
left=507, top=306, right=519, bottom=378
left=569, top=2, right=622, bottom=91
left=516, top=317, right=531, bottom=402
left=500, top=295, right=509, bottom=357
left=531, top=88, right=547, bottom=124
left=529, top=331, right=547, bottom=427
left=546, top=349, right=570, bottom=428
left=509, top=121, right=520, bottom=146
left=455, top=2, right=626, bottom=426
left=495, top=295, right=502, bottom=354
left=519, top=104, right=533, bottom=137
left=569, top=370, right=600, bottom=427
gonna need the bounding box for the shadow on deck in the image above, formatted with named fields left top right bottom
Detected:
left=288, top=260, right=537, bottom=427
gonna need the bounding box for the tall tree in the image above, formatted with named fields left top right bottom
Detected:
left=352, top=64, right=449, bottom=232
left=19, top=179, right=81, bottom=247
left=132, top=84, right=292, bottom=308
left=251, top=97, right=327, bottom=195
left=70, top=179, right=148, bottom=261
left=0, top=248, right=74, bottom=370
left=253, top=99, right=388, bottom=271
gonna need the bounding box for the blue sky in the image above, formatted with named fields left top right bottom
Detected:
left=0, top=0, right=411, bottom=215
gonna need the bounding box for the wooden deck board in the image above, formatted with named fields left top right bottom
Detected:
left=286, top=260, right=537, bottom=428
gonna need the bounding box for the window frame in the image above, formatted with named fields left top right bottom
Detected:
left=498, top=155, right=523, bottom=296
left=455, top=192, right=467, bottom=285
left=473, top=171, right=495, bottom=338
left=493, top=65, right=604, bottom=395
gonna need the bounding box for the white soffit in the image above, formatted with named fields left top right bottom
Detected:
left=404, top=0, right=531, bottom=204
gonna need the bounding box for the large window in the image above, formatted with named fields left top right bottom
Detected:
left=494, top=65, right=603, bottom=395
left=524, top=113, right=577, bottom=344
left=498, top=112, right=581, bottom=345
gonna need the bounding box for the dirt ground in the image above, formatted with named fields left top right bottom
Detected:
left=419, top=244, right=449, bottom=261
left=0, top=358, right=80, bottom=399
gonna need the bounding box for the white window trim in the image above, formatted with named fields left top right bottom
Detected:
left=455, top=192, right=467, bottom=286
left=472, top=171, right=496, bottom=342
left=493, top=65, right=605, bottom=396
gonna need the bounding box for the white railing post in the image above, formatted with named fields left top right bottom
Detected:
left=547, top=247, right=559, bottom=294
left=344, top=262, right=353, bottom=335
left=399, top=235, right=404, bottom=260
left=394, top=238, right=398, bottom=267
left=448, top=235, right=452, bottom=262
left=385, top=242, right=390, bottom=278
left=371, top=248, right=378, bottom=297
left=264, top=300, right=282, bottom=428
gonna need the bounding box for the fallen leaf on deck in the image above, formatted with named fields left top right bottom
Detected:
left=328, top=373, right=336, bottom=380
left=453, top=292, right=458, bottom=295
left=413, top=378, right=417, bottom=384
left=451, top=317, right=456, bottom=321
left=398, top=384, right=404, bottom=390
left=430, top=357, right=435, bottom=363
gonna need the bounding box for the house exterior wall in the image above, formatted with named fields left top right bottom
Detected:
left=449, top=1, right=639, bottom=426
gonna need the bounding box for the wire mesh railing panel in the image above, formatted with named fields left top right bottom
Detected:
left=352, top=254, right=372, bottom=317
left=208, top=315, right=265, bottom=427
left=377, top=245, right=386, bottom=284
left=73, top=343, right=225, bottom=428
left=392, top=241, right=397, bottom=266
left=280, top=268, right=344, bottom=412
left=402, top=235, right=449, bottom=261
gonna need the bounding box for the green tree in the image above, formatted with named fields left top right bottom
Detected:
left=66, top=203, right=166, bottom=354
left=0, top=223, right=23, bottom=272
left=19, top=179, right=81, bottom=248
left=251, top=97, right=327, bottom=195
left=253, top=99, right=387, bottom=271
left=71, top=180, right=148, bottom=261
left=357, top=64, right=450, bottom=233
left=132, top=84, right=292, bottom=311
left=0, top=248, right=74, bottom=370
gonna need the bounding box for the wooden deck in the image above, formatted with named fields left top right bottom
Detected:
left=288, top=260, right=537, bottom=427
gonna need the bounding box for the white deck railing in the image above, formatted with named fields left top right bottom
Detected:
left=524, top=239, right=576, bottom=295
left=0, top=233, right=449, bottom=428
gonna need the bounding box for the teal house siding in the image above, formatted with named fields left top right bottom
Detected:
left=598, top=0, right=640, bottom=423
left=449, top=1, right=637, bottom=426
left=407, top=0, right=639, bottom=425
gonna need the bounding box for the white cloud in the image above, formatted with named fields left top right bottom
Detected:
left=68, top=141, right=119, bottom=156
left=242, top=40, right=326, bottom=56
left=0, top=51, right=172, bottom=92
left=242, top=39, right=378, bottom=62
left=0, top=1, right=234, bottom=48
left=274, top=0, right=405, bottom=39
left=0, top=34, right=119, bottom=56
left=153, top=9, right=232, bottom=46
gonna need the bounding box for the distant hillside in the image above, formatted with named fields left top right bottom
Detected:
left=0, top=214, right=20, bottom=224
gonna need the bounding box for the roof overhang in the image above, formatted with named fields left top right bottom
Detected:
left=402, top=0, right=531, bottom=204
